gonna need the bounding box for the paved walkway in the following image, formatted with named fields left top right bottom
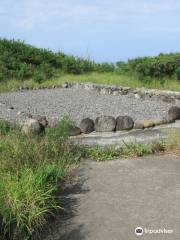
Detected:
left=45, top=154, right=180, bottom=240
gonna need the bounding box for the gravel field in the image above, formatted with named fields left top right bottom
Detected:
left=0, top=88, right=173, bottom=125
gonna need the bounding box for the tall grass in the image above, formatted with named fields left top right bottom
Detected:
left=1, top=72, right=180, bottom=93
left=0, top=118, right=82, bottom=240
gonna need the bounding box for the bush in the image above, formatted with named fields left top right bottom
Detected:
left=175, top=67, right=180, bottom=80
left=0, top=38, right=115, bottom=83
left=126, top=53, right=180, bottom=80
left=33, top=72, right=46, bottom=83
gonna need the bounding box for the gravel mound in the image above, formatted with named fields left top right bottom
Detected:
left=0, top=88, right=173, bottom=125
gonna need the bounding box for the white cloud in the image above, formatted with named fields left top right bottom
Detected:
left=0, top=0, right=180, bottom=31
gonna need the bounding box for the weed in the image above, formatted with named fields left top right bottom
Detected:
left=0, top=118, right=81, bottom=240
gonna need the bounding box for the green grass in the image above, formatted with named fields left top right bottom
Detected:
left=0, top=72, right=180, bottom=93
left=0, top=118, right=82, bottom=240
left=83, top=141, right=166, bottom=161
left=82, top=130, right=180, bottom=162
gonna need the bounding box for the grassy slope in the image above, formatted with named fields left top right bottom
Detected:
left=1, top=72, right=180, bottom=93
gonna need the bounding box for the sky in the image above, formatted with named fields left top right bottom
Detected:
left=0, top=0, right=180, bottom=62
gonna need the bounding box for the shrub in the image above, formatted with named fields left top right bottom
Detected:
left=0, top=38, right=115, bottom=83
left=175, top=67, right=180, bottom=80
left=33, top=72, right=46, bottom=83
left=126, top=53, right=180, bottom=80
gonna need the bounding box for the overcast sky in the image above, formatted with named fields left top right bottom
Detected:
left=0, top=0, right=180, bottom=62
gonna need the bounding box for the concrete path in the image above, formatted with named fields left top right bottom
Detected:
left=44, top=154, right=180, bottom=240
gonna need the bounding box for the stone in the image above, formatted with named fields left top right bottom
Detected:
left=134, top=120, right=144, bottom=129
left=16, top=111, right=24, bottom=116
left=168, top=106, right=180, bottom=121
left=22, top=119, right=44, bottom=136
left=116, top=116, right=134, bottom=130
left=134, top=93, right=141, bottom=99
left=80, top=118, right=94, bottom=134
left=95, top=116, right=116, bottom=132
left=162, top=116, right=175, bottom=124
left=62, top=82, right=68, bottom=88
left=160, top=95, right=175, bottom=103
left=34, top=115, right=48, bottom=127
left=0, top=101, right=5, bottom=106
left=152, top=119, right=164, bottom=126
left=134, top=119, right=156, bottom=129
left=8, top=105, right=14, bottom=110
left=70, top=126, right=81, bottom=136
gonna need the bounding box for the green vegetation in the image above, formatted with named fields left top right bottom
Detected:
left=0, top=38, right=180, bottom=92
left=1, top=72, right=180, bottom=93
left=125, top=53, right=180, bottom=81
left=82, top=130, right=180, bottom=162
left=0, top=118, right=83, bottom=240
left=0, top=38, right=114, bottom=83
left=83, top=141, right=166, bottom=161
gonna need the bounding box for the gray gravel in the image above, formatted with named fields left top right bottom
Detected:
left=0, top=88, right=173, bottom=125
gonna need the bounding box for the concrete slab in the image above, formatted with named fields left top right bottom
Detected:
left=44, top=154, right=180, bottom=240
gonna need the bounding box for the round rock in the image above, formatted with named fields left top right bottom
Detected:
left=70, top=126, right=81, bottom=136
left=95, top=116, right=116, bottom=132
left=116, top=116, right=134, bottom=130
left=134, top=119, right=156, bottom=129
left=80, top=118, right=94, bottom=134
left=168, top=106, right=180, bottom=121
left=22, top=119, right=44, bottom=136
left=34, top=115, right=48, bottom=128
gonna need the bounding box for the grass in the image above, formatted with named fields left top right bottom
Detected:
left=83, top=141, right=166, bottom=161
left=167, top=130, right=180, bottom=150
left=0, top=118, right=83, bottom=240
left=0, top=72, right=180, bottom=93
left=83, top=130, right=180, bottom=162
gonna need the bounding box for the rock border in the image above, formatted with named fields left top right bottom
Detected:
left=19, top=106, right=180, bottom=138
left=62, top=82, right=180, bottom=104
left=69, top=120, right=180, bottom=147
left=71, top=106, right=180, bottom=136
left=12, top=81, right=180, bottom=105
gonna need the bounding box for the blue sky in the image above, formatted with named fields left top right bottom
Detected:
left=0, top=0, right=180, bottom=62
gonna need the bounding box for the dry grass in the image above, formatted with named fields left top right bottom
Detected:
left=0, top=73, right=180, bottom=93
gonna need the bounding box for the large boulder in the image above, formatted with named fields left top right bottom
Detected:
left=80, top=118, right=94, bottom=134
left=22, top=119, right=44, bottom=136
left=95, top=116, right=116, bottom=132
left=116, top=116, right=134, bottom=130
left=168, top=106, right=180, bottom=121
